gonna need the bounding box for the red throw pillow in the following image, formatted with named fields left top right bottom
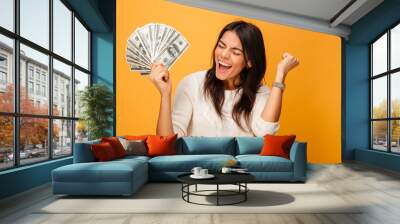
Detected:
left=260, top=134, right=296, bottom=159
left=146, top=134, right=177, bottom=157
left=101, top=137, right=126, bottom=158
left=91, top=142, right=117, bottom=161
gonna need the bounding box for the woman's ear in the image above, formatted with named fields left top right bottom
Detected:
left=247, top=61, right=252, bottom=68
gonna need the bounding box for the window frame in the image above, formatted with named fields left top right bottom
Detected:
left=0, top=0, right=92, bottom=171
left=370, top=21, right=400, bottom=154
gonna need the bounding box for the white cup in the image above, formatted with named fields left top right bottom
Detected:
left=221, top=167, right=232, bottom=174
left=199, top=169, right=208, bottom=176
left=191, top=167, right=202, bottom=176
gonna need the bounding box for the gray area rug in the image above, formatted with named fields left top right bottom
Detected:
left=38, top=183, right=362, bottom=214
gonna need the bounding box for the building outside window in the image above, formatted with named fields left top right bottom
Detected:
left=28, top=81, right=34, bottom=94
left=371, top=23, right=400, bottom=154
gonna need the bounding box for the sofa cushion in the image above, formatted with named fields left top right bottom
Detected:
left=73, top=139, right=100, bottom=163
left=236, top=155, right=293, bottom=172
left=148, top=154, right=235, bottom=172
left=176, top=137, right=236, bottom=155
left=91, top=142, right=118, bottom=161
left=147, top=134, right=177, bottom=157
left=260, top=134, right=296, bottom=159
left=119, top=138, right=147, bottom=156
left=236, top=137, right=263, bottom=155
left=101, top=137, right=127, bottom=158
left=52, top=159, right=147, bottom=183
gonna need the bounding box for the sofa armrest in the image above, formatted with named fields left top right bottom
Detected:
left=73, top=140, right=100, bottom=163
left=289, top=142, right=307, bottom=181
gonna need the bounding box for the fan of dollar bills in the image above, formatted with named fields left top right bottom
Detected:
left=126, top=23, right=189, bottom=74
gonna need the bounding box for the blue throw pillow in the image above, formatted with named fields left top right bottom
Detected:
left=176, top=137, right=236, bottom=155
left=73, top=139, right=100, bottom=163
left=236, top=137, right=263, bottom=155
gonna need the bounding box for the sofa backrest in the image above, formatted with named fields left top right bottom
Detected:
left=176, top=137, right=236, bottom=155
left=235, top=137, right=264, bottom=155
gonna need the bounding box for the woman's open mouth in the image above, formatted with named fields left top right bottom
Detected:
left=217, top=61, right=232, bottom=74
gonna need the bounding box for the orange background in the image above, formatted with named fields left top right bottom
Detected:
left=116, top=0, right=342, bottom=163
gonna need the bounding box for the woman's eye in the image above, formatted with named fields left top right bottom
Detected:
left=233, top=51, right=241, bottom=56
left=217, top=43, right=224, bottom=48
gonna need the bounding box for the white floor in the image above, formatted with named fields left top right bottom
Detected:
left=1, top=162, right=400, bottom=224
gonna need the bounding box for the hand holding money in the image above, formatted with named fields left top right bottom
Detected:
left=126, top=23, right=189, bottom=74
left=149, top=63, right=172, bottom=95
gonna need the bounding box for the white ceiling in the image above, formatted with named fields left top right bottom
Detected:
left=168, top=0, right=384, bottom=38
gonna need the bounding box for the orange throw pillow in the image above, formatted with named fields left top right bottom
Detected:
left=124, top=135, right=150, bottom=141
left=91, top=142, right=117, bottom=161
left=260, top=134, right=296, bottom=159
left=101, top=137, right=126, bottom=158
left=146, top=134, right=177, bottom=157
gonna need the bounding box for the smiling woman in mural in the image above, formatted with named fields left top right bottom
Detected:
left=149, top=20, right=299, bottom=137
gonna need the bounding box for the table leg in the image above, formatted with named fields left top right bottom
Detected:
left=245, top=183, right=247, bottom=201
left=217, top=184, right=219, bottom=206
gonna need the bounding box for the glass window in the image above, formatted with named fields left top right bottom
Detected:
left=41, top=85, right=46, bottom=96
left=391, top=24, right=400, bottom=70
left=0, top=34, right=13, bottom=113
left=28, top=67, right=34, bottom=80
left=0, top=0, right=14, bottom=32
left=36, top=83, right=40, bottom=95
left=75, top=120, right=88, bottom=143
left=0, top=54, right=7, bottom=67
left=20, top=44, right=49, bottom=115
left=0, top=71, right=6, bottom=84
left=28, top=81, right=33, bottom=93
left=372, top=34, right=387, bottom=76
left=53, top=119, right=72, bottom=158
left=20, top=0, right=49, bottom=49
left=74, top=69, right=89, bottom=118
left=371, top=24, right=400, bottom=154
left=0, top=0, right=92, bottom=169
left=53, top=0, right=72, bottom=60
left=391, top=120, right=400, bottom=153
left=53, top=59, right=71, bottom=116
left=372, top=77, right=387, bottom=119
left=19, top=117, right=49, bottom=165
left=372, top=121, right=388, bottom=151
left=0, top=116, right=13, bottom=170
left=74, top=17, right=89, bottom=70
left=391, top=72, right=400, bottom=118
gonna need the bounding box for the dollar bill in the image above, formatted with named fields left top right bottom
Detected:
left=154, top=35, right=189, bottom=69
left=125, top=23, right=189, bottom=74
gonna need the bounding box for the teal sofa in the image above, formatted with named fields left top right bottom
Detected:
left=52, top=137, right=307, bottom=196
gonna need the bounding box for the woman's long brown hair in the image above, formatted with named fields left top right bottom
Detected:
left=203, top=21, right=267, bottom=133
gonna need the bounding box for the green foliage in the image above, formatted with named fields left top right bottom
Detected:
left=372, top=99, right=400, bottom=140
left=79, top=84, right=114, bottom=140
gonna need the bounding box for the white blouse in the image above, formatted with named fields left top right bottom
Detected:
left=172, top=71, right=279, bottom=137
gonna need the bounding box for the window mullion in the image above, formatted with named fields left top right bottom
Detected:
left=71, top=11, right=76, bottom=154
left=14, top=0, right=20, bottom=167
left=388, top=30, right=391, bottom=152
left=49, top=0, right=53, bottom=160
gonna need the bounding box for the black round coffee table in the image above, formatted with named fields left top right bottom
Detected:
left=177, top=173, right=255, bottom=206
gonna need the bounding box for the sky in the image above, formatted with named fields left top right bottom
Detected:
left=0, top=0, right=89, bottom=74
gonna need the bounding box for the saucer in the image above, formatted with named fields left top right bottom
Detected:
left=190, top=174, right=215, bottom=179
